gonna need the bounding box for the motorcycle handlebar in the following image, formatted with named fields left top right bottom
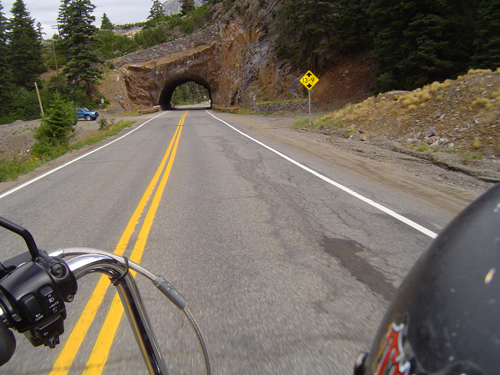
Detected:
left=0, top=217, right=209, bottom=374
left=0, top=247, right=210, bottom=375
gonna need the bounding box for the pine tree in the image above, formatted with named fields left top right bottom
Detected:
left=335, top=0, right=371, bottom=53
left=58, top=0, right=103, bottom=96
left=8, top=0, right=44, bottom=87
left=100, top=12, right=113, bottom=29
left=57, top=0, right=71, bottom=30
left=276, top=0, right=338, bottom=72
left=148, top=0, right=164, bottom=22
left=36, top=21, right=44, bottom=40
left=369, top=0, right=477, bottom=92
left=181, top=0, right=196, bottom=15
left=34, top=92, right=77, bottom=150
left=0, top=1, right=14, bottom=108
left=472, top=0, right=500, bottom=69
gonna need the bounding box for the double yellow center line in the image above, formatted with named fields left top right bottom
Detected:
left=49, top=111, right=188, bottom=375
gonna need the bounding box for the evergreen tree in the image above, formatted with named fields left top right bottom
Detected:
left=181, top=0, right=196, bottom=15
left=171, top=81, right=208, bottom=105
left=148, top=0, right=164, bottom=22
left=36, top=21, right=44, bottom=40
left=0, top=1, right=14, bottom=108
left=33, top=92, right=77, bottom=150
left=58, top=0, right=103, bottom=96
left=335, top=0, right=372, bottom=53
left=472, top=0, right=500, bottom=69
left=276, top=0, right=338, bottom=72
left=8, top=0, right=44, bottom=87
left=369, top=0, right=476, bottom=92
left=100, top=12, right=113, bottom=29
left=57, top=0, right=71, bottom=30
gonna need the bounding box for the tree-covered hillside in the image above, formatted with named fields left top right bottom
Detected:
left=277, top=0, right=500, bottom=92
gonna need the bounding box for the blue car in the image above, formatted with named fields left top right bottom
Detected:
left=75, top=107, right=99, bottom=121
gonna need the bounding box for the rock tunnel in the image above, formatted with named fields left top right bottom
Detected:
left=159, top=74, right=213, bottom=110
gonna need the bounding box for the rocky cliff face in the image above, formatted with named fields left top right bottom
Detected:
left=100, top=0, right=377, bottom=111
left=212, top=0, right=377, bottom=109
left=213, top=0, right=300, bottom=107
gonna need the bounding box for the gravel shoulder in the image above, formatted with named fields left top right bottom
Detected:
left=213, top=112, right=497, bottom=215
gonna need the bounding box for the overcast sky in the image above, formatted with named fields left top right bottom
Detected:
left=1, top=0, right=152, bottom=38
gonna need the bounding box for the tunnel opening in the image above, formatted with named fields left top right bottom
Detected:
left=159, top=76, right=212, bottom=110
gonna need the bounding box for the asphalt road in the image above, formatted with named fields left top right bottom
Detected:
left=0, top=110, right=458, bottom=374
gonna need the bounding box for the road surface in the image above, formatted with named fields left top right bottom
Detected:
left=0, top=110, right=460, bottom=374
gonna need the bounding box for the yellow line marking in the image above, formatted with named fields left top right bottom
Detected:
left=49, top=111, right=187, bottom=375
left=81, top=293, right=124, bottom=375
left=83, top=111, right=186, bottom=375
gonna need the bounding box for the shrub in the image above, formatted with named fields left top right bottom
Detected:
left=33, top=94, right=77, bottom=155
left=98, top=117, right=114, bottom=130
left=473, top=137, right=481, bottom=149
left=470, top=98, right=491, bottom=109
left=420, top=92, right=432, bottom=101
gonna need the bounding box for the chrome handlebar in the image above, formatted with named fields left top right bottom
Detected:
left=52, top=248, right=170, bottom=375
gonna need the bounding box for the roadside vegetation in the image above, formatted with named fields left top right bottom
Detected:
left=0, top=117, right=134, bottom=183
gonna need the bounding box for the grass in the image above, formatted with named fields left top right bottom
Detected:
left=293, top=117, right=313, bottom=128
left=0, top=120, right=134, bottom=183
left=0, top=156, right=43, bottom=183
left=235, top=108, right=273, bottom=115
left=69, top=120, right=134, bottom=149
left=463, top=151, right=484, bottom=164
left=294, top=113, right=344, bottom=130
left=256, top=98, right=308, bottom=106
left=416, top=144, right=430, bottom=152
left=470, top=98, right=492, bottom=110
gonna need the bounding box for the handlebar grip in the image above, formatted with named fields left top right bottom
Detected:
left=0, top=322, right=16, bottom=366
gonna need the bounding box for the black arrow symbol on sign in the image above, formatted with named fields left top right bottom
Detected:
left=307, top=84, right=312, bottom=88
left=306, top=72, right=312, bottom=77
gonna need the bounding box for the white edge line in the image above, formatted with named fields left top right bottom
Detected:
left=207, top=110, right=438, bottom=239
left=0, top=112, right=167, bottom=200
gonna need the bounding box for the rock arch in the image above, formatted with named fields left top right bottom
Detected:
left=108, top=25, right=222, bottom=111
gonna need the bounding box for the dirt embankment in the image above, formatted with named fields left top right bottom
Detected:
left=294, top=69, right=500, bottom=190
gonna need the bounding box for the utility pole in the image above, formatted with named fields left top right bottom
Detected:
left=52, top=39, right=59, bottom=77
left=51, top=25, right=59, bottom=78
left=34, top=82, right=44, bottom=117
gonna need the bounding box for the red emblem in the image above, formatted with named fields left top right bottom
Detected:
left=374, top=322, right=412, bottom=375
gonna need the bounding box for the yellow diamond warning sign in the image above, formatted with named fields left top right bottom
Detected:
left=300, top=70, right=319, bottom=90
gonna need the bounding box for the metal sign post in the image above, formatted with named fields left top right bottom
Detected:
left=308, top=89, right=311, bottom=125
left=299, top=70, right=319, bottom=126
